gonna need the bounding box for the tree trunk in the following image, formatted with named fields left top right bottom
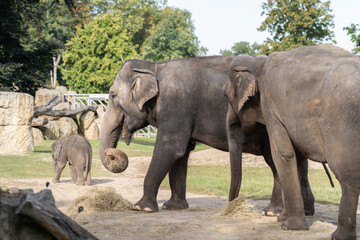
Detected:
left=33, top=96, right=98, bottom=118
left=51, top=55, right=61, bottom=88
left=16, top=191, right=97, bottom=240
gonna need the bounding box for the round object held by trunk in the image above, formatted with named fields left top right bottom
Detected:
left=104, top=148, right=129, bottom=173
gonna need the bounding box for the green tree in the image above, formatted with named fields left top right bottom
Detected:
left=142, top=7, right=204, bottom=62
left=0, top=0, right=79, bottom=94
left=220, top=41, right=262, bottom=56
left=61, top=13, right=137, bottom=93
left=258, top=0, right=335, bottom=55
left=0, top=0, right=54, bottom=94
left=344, top=23, right=360, bottom=55
left=89, top=0, right=166, bottom=54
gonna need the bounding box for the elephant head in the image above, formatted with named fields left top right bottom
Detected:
left=223, top=54, right=267, bottom=115
left=99, top=61, right=158, bottom=173
left=51, top=141, right=63, bottom=173
left=51, top=141, right=62, bottom=163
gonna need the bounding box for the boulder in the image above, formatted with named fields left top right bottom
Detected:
left=52, top=101, right=70, bottom=111
left=0, top=92, right=34, bottom=154
left=39, top=117, right=78, bottom=140
left=35, top=89, right=63, bottom=107
left=55, top=86, right=68, bottom=94
left=32, top=128, right=44, bottom=146
left=77, top=111, right=99, bottom=140
left=0, top=125, right=34, bottom=154
left=59, top=117, right=78, bottom=137
left=0, top=92, right=33, bottom=126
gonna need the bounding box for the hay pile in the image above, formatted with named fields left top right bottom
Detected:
left=221, top=195, right=253, bottom=217
left=67, top=187, right=132, bottom=215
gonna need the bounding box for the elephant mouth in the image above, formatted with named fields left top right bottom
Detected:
left=123, top=124, right=133, bottom=145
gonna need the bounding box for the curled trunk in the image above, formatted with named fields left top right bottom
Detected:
left=99, top=109, right=129, bottom=173
left=104, top=148, right=128, bottom=173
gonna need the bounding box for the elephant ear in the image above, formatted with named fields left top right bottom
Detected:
left=223, top=82, right=237, bottom=111
left=233, top=66, right=257, bottom=113
left=131, top=68, right=159, bottom=111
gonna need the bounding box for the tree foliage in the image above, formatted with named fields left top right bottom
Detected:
left=89, top=0, right=166, bottom=54
left=344, top=23, right=360, bottom=55
left=0, top=0, right=82, bottom=95
left=61, top=13, right=137, bottom=93
left=220, top=42, right=262, bottom=56
left=258, top=0, right=335, bottom=55
left=142, top=7, right=205, bottom=62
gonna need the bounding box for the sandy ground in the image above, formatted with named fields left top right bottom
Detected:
left=1, top=149, right=359, bottom=239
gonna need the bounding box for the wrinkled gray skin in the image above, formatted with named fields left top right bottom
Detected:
left=99, top=56, right=314, bottom=214
left=225, top=44, right=360, bottom=240
left=51, top=135, right=92, bottom=186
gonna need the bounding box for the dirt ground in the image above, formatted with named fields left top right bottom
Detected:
left=1, top=149, right=359, bottom=239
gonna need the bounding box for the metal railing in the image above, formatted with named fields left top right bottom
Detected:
left=63, top=93, right=157, bottom=137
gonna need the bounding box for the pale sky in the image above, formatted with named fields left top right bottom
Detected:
left=166, top=0, right=360, bottom=55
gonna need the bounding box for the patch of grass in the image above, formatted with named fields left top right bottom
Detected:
left=0, top=137, right=156, bottom=179
left=161, top=165, right=343, bottom=206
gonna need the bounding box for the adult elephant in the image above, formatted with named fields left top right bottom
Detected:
left=224, top=44, right=360, bottom=240
left=99, top=56, right=314, bottom=214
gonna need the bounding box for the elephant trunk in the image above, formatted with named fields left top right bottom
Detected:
left=99, top=109, right=129, bottom=173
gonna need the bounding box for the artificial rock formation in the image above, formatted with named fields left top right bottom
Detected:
left=32, top=127, right=45, bottom=146
left=39, top=117, right=78, bottom=140
left=0, top=92, right=34, bottom=154
left=78, top=111, right=100, bottom=140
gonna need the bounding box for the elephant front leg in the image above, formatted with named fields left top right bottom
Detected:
left=132, top=130, right=192, bottom=212
left=267, top=119, right=308, bottom=230
left=162, top=142, right=195, bottom=210
left=52, top=162, right=66, bottom=183
left=331, top=183, right=359, bottom=240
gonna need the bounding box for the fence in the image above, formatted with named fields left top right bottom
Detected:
left=64, top=93, right=157, bottom=137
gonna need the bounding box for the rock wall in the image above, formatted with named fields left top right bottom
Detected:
left=77, top=111, right=100, bottom=140
left=0, top=92, right=34, bottom=154
left=34, top=87, right=99, bottom=140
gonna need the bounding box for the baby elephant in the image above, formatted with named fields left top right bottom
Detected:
left=51, top=135, right=92, bottom=186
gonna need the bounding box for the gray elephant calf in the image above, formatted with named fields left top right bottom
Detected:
left=51, top=135, right=92, bottom=186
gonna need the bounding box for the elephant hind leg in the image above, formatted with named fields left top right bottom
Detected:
left=69, top=164, right=77, bottom=184
left=162, top=141, right=195, bottom=210
left=331, top=183, right=359, bottom=240
left=75, top=168, right=85, bottom=186
left=297, top=154, right=315, bottom=216
left=85, top=172, right=91, bottom=186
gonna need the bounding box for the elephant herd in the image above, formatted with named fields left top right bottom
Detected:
left=52, top=44, right=358, bottom=240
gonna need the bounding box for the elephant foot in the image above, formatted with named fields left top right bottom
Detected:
left=262, top=202, right=282, bottom=217
left=331, top=227, right=356, bottom=240
left=162, top=199, right=189, bottom=210
left=52, top=179, right=60, bottom=184
left=71, top=179, right=76, bottom=184
left=281, top=217, right=308, bottom=230
left=76, top=181, right=85, bottom=186
left=304, top=203, right=315, bottom=216
left=132, top=198, right=158, bottom=212
left=277, top=211, right=288, bottom=223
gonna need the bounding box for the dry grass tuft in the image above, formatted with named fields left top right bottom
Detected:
left=221, top=194, right=253, bottom=217
left=66, top=187, right=132, bottom=215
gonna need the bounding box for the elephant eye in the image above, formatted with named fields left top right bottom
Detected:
left=110, top=92, right=117, bottom=99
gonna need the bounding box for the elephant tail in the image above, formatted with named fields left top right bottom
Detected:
left=322, top=162, right=334, bottom=188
